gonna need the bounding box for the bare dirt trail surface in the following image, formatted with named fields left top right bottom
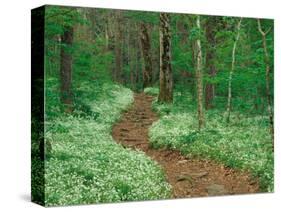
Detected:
left=112, top=93, right=259, bottom=198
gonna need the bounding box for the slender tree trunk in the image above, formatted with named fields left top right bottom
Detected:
left=135, top=25, right=142, bottom=90
left=158, top=13, right=173, bottom=103
left=60, top=26, right=74, bottom=112
left=106, top=12, right=114, bottom=51
left=257, top=19, right=274, bottom=147
left=127, top=21, right=132, bottom=87
left=106, top=12, right=116, bottom=80
left=129, top=22, right=136, bottom=90
left=195, top=15, right=204, bottom=130
left=105, top=25, right=109, bottom=50
left=140, top=22, right=153, bottom=88
left=152, top=25, right=160, bottom=85
left=205, top=17, right=217, bottom=109
left=226, top=18, right=242, bottom=123
left=114, top=10, right=123, bottom=82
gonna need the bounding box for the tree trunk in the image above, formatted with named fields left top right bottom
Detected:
left=106, top=12, right=116, bottom=80
left=114, top=10, right=123, bottom=82
left=205, top=17, right=217, bottom=109
left=226, top=18, right=242, bottom=123
left=195, top=15, right=204, bottom=130
left=60, top=26, right=74, bottom=112
left=140, top=22, right=153, bottom=88
left=105, top=25, right=109, bottom=51
left=257, top=19, right=274, bottom=147
left=158, top=13, right=173, bottom=103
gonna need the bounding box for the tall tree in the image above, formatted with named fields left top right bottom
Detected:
left=257, top=19, right=274, bottom=145
left=60, top=26, right=74, bottom=112
left=194, top=15, right=205, bottom=129
left=158, top=13, right=173, bottom=103
left=205, top=17, right=218, bottom=109
left=114, top=10, right=123, bottom=82
left=226, top=18, right=242, bottom=123
left=140, top=22, right=153, bottom=88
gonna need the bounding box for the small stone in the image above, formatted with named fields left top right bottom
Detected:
left=177, top=160, right=188, bottom=164
left=120, top=128, right=129, bottom=132
left=176, top=175, right=194, bottom=184
left=190, top=171, right=208, bottom=178
left=124, top=138, right=137, bottom=142
left=120, top=132, right=126, bottom=137
left=206, top=184, right=228, bottom=196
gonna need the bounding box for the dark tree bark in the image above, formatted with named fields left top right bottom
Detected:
left=140, top=22, right=153, bottom=88
left=60, top=26, right=74, bottom=112
left=257, top=19, right=274, bottom=147
left=205, top=17, right=218, bottom=109
left=158, top=13, right=173, bottom=103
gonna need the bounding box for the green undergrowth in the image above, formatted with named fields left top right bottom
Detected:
left=42, top=80, right=171, bottom=206
left=144, top=87, right=159, bottom=96
left=145, top=87, right=274, bottom=192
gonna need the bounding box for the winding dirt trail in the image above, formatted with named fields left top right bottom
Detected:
left=112, top=93, right=259, bottom=198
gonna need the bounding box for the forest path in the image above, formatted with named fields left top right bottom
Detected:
left=112, top=93, right=259, bottom=198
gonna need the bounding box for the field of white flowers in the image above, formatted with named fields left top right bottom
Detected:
left=145, top=87, right=273, bottom=192
left=42, top=80, right=171, bottom=206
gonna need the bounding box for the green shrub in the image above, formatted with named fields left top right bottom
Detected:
left=144, top=87, right=159, bottom=96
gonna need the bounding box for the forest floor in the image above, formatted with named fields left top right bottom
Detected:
left=112, top=93, right=260, bottom=198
